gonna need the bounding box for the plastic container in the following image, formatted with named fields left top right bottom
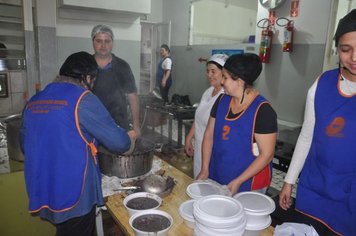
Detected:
left=129, top=209, right=173, bottom=236
left=179, top=199, right=195, bottom=228
left=193, top=195, right=245, bottom=228
left=243, top=216, right=271, bottom=236
left=195, top=220, right=246, bottom=236
left=123, top=192, right=162, bottom=216
left=233, top=191, right=275, bottom=235
left=186, top=182, right=221, bottom=199
left=192, top=194, right=247, bottom=236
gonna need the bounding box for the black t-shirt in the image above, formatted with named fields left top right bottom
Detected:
left=92, top=55, right=137, bottom=129
left=211, top=94, right=277, bottom=134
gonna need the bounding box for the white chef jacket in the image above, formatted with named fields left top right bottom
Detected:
left=193, top=86, right=224, bottom=177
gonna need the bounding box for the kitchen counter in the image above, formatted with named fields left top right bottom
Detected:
left=105, top=156, right=274, bottom=236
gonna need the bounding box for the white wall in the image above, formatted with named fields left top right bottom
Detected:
left=256, top=0, right=333, bottom=44
left=192, top=0, right=257, bottom=43
left=59, top=0, right=150, bottom=14
left=162, top=0, right=190, bottom=46
left=146, top=0, right=163, bottom=23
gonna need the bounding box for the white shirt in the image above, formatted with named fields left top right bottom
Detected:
left=193, top=86, right=224, bottom=177
left=161, top=57, right=172, bottom=70
left=284, top=75, right=356, bottom=184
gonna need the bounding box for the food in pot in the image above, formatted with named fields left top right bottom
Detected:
left=126, top=197, right=160, bottom=210
left=132, top=214, right=171, bottom=232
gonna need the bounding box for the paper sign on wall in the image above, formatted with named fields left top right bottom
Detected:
left=212, top=49, right=244, bottom=56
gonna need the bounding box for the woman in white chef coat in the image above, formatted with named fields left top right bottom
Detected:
left=185, top=54, right=228, bottom=178
left=279, top=9, right=356, bottom=236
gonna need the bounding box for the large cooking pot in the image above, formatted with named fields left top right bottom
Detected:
left=98, top=138, right=155, bottom=178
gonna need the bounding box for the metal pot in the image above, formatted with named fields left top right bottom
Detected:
left=98, top=138, right=155, bottom=178
left=0, top=114, right=24, bottom=162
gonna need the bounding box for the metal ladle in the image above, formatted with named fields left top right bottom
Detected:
left=140, top=174, right=167, bottom=195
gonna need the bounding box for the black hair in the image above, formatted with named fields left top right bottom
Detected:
left=59, top=51, right=98, bottom=81
left=334, top=9, right=356, bottom=47
left=207, top=61, right=223, bottom=70
left=223, top=53, right=262, bottom=86
left=160, top=44, right=170, bottom=53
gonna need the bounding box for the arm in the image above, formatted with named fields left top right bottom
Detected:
left=279, top=80, right=317, bottom=210
left=127, top=93, right=141, bottom=137
left=185, top=122, right=196, bottom=156
left=78, top=92, right=132, bottom=153
left=228, top=132, right=277, bottom=195
left=196, top=116, right=215, bottom=180
left=161, top=70, right=171, bottom=87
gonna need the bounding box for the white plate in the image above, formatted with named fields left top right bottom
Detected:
left=233, top=191, right=275, bottom=214
left=186, top=182, right=221, bottom=199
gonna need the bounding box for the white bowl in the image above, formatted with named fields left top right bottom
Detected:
left=129, top=209, right=173, bottom=236
left=233, top=191, right=275, bottom=229
left=193, top=195, right=246, bottom=229
left=195, top=220, right=246, bottom=236
left=243, top=216, right=272, bottom=236
left=186, top=182, right=221, bottom=199
left=123, top=192, right=162, bottom=216
left=179, top=199, right=195, bottom=228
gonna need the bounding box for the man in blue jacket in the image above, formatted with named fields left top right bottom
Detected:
left=21, top=51, right=136, bottom=236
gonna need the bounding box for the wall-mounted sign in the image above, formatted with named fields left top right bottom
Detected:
left=212, top=49, right=244, bottom=56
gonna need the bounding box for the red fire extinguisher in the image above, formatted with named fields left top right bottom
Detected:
left=257, top=18, right=274, bottom=63
left=277, top=17, right=294, bottom=52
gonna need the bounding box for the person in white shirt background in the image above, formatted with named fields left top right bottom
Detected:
left=279, top=9, right=356, bottom=236
left=184, top=54, right=228, bottom=178
left=156, top=44, right=173, bottom=105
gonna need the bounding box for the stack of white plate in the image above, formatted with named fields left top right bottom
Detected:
left=193, top=195, right=246, bottom=236
left=234, top=192, right=275, bottom=236
left=179, top=199, right=195, bottom=228
left=186, top=182, right=221, bottom=199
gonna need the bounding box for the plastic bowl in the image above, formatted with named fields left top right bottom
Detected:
left=179, top=199, right=195, bottom=228
left=243, top=216, right=272, bottom=236
left=129, top=209, right=173, bottom=236
left=193, top=195, right=246, bottom=229
left=233, top=191, right=275, bottom=229
left=195, top=220, right=246, bottom=236
left=123, top=192, right=162, bottom=216
left=186, top=182, right=220, bottom=199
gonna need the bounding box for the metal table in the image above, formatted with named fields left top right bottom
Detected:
left=144, top=104, right=195, bottom=148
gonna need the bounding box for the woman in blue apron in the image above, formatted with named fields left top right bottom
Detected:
left=196, top=53, right=277, bottom=196
left=279, top=10, right=356, bottom=236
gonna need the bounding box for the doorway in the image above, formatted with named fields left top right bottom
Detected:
left=140, top=22, right=171, bottom=94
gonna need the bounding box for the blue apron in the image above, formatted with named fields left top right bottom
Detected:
left=24, top=82, right=97, bottom=212
left=156, top=56, right=172, bottom=87
left=209, top=94, right=272, bottom=191
left=296, top=69, right=356, bottom=236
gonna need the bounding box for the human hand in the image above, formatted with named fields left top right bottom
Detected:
left=127, top=130, right=138, bottom=140
left=227, top=179, right=242, bottom=196
left=132, top=125, right=141, bottom=138
left=196, top=170, right=209, bottom=180
left=123, top=130, right=137, bottom=155
left=279, top=182, right=293, bottom=210
left=161, top=80, right=166, bottom=87
left=184, top=141, right=194, bottom=156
